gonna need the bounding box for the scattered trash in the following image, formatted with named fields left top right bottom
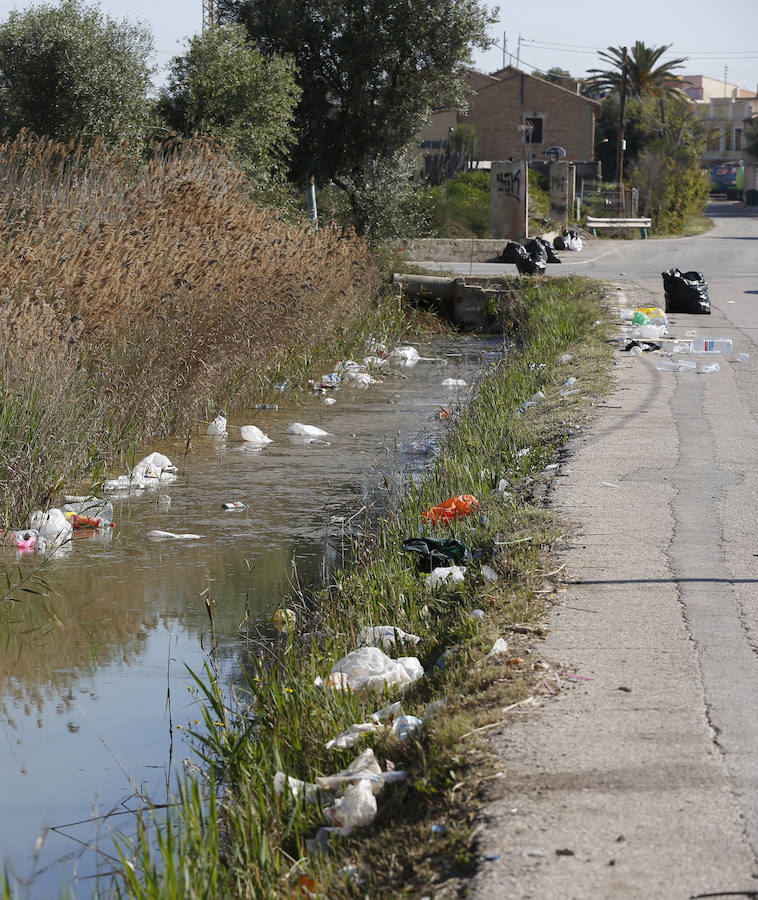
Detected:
left=288, top=423, right=330, bottom=438
left=389, top=346, right=420, bottom=365
left=271, top=608, right=296, bottom=632
left=305, top=826, right=352, bottom=856
left=497, top=478, right=509, bottom=493
left=371, top=700, right=402, bottom=723
left=501, top=241, right=547, bottom=275
left=489, top=638, right=509, bottom=656
left=343, top=371, right=377, bottom=388
left=629, top=324, right=667, bottom=340
left=527, top=390, right=545, bottom=403
left=222, top=501, right=247, bottom=510
left=157, top=494, right=171, bottom=509
left=274, top=771, right=319, bottom=803
left=324, top=779, right=377, bottom=828
left=525, top=237, right=561, bottom=264
left=10, top=530, right=37, bottom=551
left=689, top=338, right=733, bottom=354
left=401, top=536, right=467, bottom=569
left=425, top=566, right=467, bottom=588
left=105, top=452, right=177, bottom=491
left=253, top=403, right=278, bottom=410
left=28, top=509, right=72, bottom=546
left=240, top=425, right=272, bottom=445
left=357, top=625, right=421, bottom=649
left=315, top=748, right=407, bottom=794
left=274, top=381, right=289, bottom=392
left=207, top=415, right=227, bottom=436
left=326, top=722, right=383, bottom=751
left=592, top=320, right=603, bottom=328
left=559, top=353, right=573, bottom=364
left=441, top=378, right=467, bottom=388
left=422, top=494, right=480, bottom=525
left=391, top=715, right=423, bottom=742
left=698, top=363, right=720, bottom=374
left=431, top=824, right=448, bottom=835
left=318, top=647, right=423, bottom=693
left=554, top=229, right=582, bottom=252
left=146, top=530, right=202, bottom=540
left=662, top=268, right=711, bottom=314
left=737, top=353, right=750, bottom=363
left=481, top=564, right=499, bottom=582
left=560, top=388, right=580, bottom=396
left=470, top=608, right=485, bottom=621
left=62, top=497, right=114, bottom=528
left=657, top=360, right=696, bottom=372
left=324, top=397, right=337, bottom=405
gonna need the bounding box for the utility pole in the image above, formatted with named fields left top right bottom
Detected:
left=202, top=0, right=215, bottom=32
left=616, top=46, right=628, bottom=213
left=503, top=31, right=507, bottom=70
left=516, top=33, right=522, bottom=70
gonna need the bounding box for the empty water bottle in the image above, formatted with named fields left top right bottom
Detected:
left=698, top=363, right=720, bottom=374
left=689, top=338, right=733, bottom=354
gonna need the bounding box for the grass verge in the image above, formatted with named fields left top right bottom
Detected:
left=109, top=275, right=613, bottom=899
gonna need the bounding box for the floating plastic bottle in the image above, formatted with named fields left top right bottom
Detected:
left=689, top=338, right=733, bottom=354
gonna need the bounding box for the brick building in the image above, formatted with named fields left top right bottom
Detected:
left=418, top=66, right=600, bottom=175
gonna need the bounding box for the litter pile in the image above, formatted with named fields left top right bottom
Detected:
left=662, top=268, right=711, bottom=314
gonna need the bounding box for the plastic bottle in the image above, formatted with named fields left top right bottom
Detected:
left=61, top=497, right=114, bottom=528
left=689, top=338, right=733, bottom=354
left=698, top=362, right=720, bottom=374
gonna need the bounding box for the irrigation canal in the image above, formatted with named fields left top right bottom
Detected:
left=1, top=334, right=502, bottom=896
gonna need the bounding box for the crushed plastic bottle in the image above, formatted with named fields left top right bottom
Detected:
left=737, top=353, right=750, bottom=363
left=698, top=363, right=720, bottom=374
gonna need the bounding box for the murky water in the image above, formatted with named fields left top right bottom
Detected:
left=0, top=335, right=501, bottom=896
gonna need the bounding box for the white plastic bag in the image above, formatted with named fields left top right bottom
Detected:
left=441, top=378, right=466, bottom=388
left=288, top=423, right=330, bottom=438
left=324, top=646, right=423, bottom=692
left=425, top=566, right=466, bottom=589
left=240, top=424, right=272, bottom=445
left=146, top=530, right=202, bottom=540
left=132, top=452, right=177, bottom=481
left=481, top=565, right=499, bottom=582
left=324, top=779, right=377, bottom=828
left=489, top=638, right=509, bottom=655
left=273, top=771, right=319, bottom=803
left=28, top=509, right=72, bottom=546
left=357, top=625, right=421, bottom=650
left=207, top=415, right=227, bottom=436
left=316, top=748, right=407, bottom=795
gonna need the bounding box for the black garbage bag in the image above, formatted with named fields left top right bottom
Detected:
left=500, top=241, right=525, bottom=263
left=515, top=246, right=546, bottom=276
left=661, top=267, right=711, bottom=314
left=526, top=237, right=561, bottom=264
left=402, top=537, right=467, bottom=571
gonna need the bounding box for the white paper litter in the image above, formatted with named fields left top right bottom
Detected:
left=425, top=566, right=466, bottom=589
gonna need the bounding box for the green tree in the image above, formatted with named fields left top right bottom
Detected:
left=586, top=41, right=687, bottom=97
left=157, top=24, right=300, bottom=177
left=218, top=0, right=495, bottom=234
left=0, top=0, right=154, bottom=147
left=745, top=118, right=758, bottom=160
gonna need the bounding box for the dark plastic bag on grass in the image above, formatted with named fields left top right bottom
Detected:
left=402, top=537, right=467, bottom=571
left=525, top=237, right=561, bottom=264
left=661, top=268, right=711, bottom=314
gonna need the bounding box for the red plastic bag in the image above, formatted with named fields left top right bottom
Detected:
left=422, top=494, right=480, bottom=525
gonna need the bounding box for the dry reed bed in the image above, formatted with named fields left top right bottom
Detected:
left=0, top=136, right=385, bottom=523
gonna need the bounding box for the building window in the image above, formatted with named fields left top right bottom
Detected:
left=524, top=116, right=543, bottom=143
left=735, top=128, right=742, bottom=150
left=706, top=128, right=721, bottom=151
left=725, top=129, right=733, bottom=151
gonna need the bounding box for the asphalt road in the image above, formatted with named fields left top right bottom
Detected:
left=451, top=204, right=758, bottom=898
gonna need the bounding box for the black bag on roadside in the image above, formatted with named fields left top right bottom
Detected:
left=500, top=241, right=524, bottom=263
left=525, top=237, right=561, bottom=264
left=661, top=268, right=711, bottom=314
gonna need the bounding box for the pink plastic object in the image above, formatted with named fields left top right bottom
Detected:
left=15, top=531, right=37, bottom=551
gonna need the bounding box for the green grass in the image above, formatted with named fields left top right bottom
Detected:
left=104, top=276, right=612, bottom=899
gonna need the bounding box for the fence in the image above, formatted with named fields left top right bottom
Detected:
left=579, top=180, right=638, bottom=218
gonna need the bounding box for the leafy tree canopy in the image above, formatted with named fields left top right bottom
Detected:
left=158, top=24, right=300, bottom=177
left=217, top=0, right=496, bottom=193
left=587, top=41, right=687, bottom=97
left=0, top=0, right=154, bottom=147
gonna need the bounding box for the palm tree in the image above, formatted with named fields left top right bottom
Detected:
left=587, top=41, right=687, bottom=97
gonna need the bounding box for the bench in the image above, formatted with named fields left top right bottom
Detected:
left=585, top=216, right=652, bottom=238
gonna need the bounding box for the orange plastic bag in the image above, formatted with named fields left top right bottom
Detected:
left=422, top=494, right=480, bottom=525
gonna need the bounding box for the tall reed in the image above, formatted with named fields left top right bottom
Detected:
left=0, top=136, right=388, bottom=524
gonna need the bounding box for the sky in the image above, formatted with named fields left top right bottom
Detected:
left=0, top=0, right=756, bottom=94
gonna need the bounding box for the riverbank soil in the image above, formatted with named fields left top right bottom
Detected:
left=469, top=206, right=758, bottom=898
